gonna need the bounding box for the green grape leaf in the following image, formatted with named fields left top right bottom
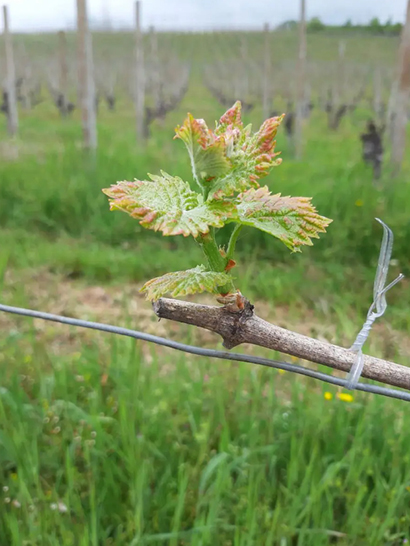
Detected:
left=102, top=171, right=235, bottom=237
left=141, top=265, right=233, bottom=301
left=208, top=105, right=284, bottom=200
left=236, top=187, right=332, bottom=251
left=174, top=114, right=231, bottom=184
left=174, top=102, right=284, bottom=199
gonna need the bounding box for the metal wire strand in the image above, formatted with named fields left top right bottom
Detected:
left=373, top=217, right=394, bottom=313
left=346, top=219, right=404, bottom=390
left=1, top=302, right=410, bottom=403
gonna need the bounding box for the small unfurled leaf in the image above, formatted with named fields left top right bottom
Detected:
left=217, top=100, right=243, bottom=130
left=141, top=265, right=232, bottom=301
left=208, top=108, right=284, bottom=200
left=236, top=186, right=332, bottom=251
left=174, top=102, right=284, bottom=200
left=174, top=114, right=231, bottom=184
left=243, top=115, right=284, bottom=180
left=102, top=171, right=235, bottom=237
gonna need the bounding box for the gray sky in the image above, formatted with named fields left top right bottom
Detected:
left=5, top=0, right=409, bottom=32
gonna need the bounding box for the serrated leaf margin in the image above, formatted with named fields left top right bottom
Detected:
left=141, top=265, right=233, bottom=301
left=235, top=186, right=332, bottom=251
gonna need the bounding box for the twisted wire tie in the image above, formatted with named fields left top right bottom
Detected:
left=346, top=218, right=404, bottom=390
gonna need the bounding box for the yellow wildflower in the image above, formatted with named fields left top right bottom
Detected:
left=337, top=393, right=354, bottom=403
left=355, top=199, right=364, bottom=207
left=324, top=392, right=333, bottom=401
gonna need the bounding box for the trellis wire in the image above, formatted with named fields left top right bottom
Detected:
left=0, top=302, right=410, bottom=402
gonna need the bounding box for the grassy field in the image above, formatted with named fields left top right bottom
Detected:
left=1, top=29, right=410, bottom=545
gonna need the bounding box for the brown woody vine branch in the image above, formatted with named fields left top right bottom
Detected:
left=153, top=297, right=410, bottom=390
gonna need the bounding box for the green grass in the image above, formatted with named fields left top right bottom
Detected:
left=1, top=28, right=410, bottom=545
left=1, top=330, right=410, bottom=545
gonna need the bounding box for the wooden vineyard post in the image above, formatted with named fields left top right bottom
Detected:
left=387, top=80, right=398, bottom=140
left=391, top=0, right=410, bottom=172
left=328, top=39, right=345, bottom=128
left=135, top=1, right=145, bottom=143
left=149, top=25, right=161, bottom=111
left=337, top=40, right=345, bottom=110
left=239, top=34, right=249, bottom=100
left=2, top=5, right=18, bottom=136
left=58, top=30, right=69, bottom=117
left=18, top=43, right=32, bottom=110
left=295, top=0, right=306, bottom=159
left=373, top=65, right=382, bottom=120
left=262, top=23, right=271, bottom=122
left=76, top=0, right=97, bottom=150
